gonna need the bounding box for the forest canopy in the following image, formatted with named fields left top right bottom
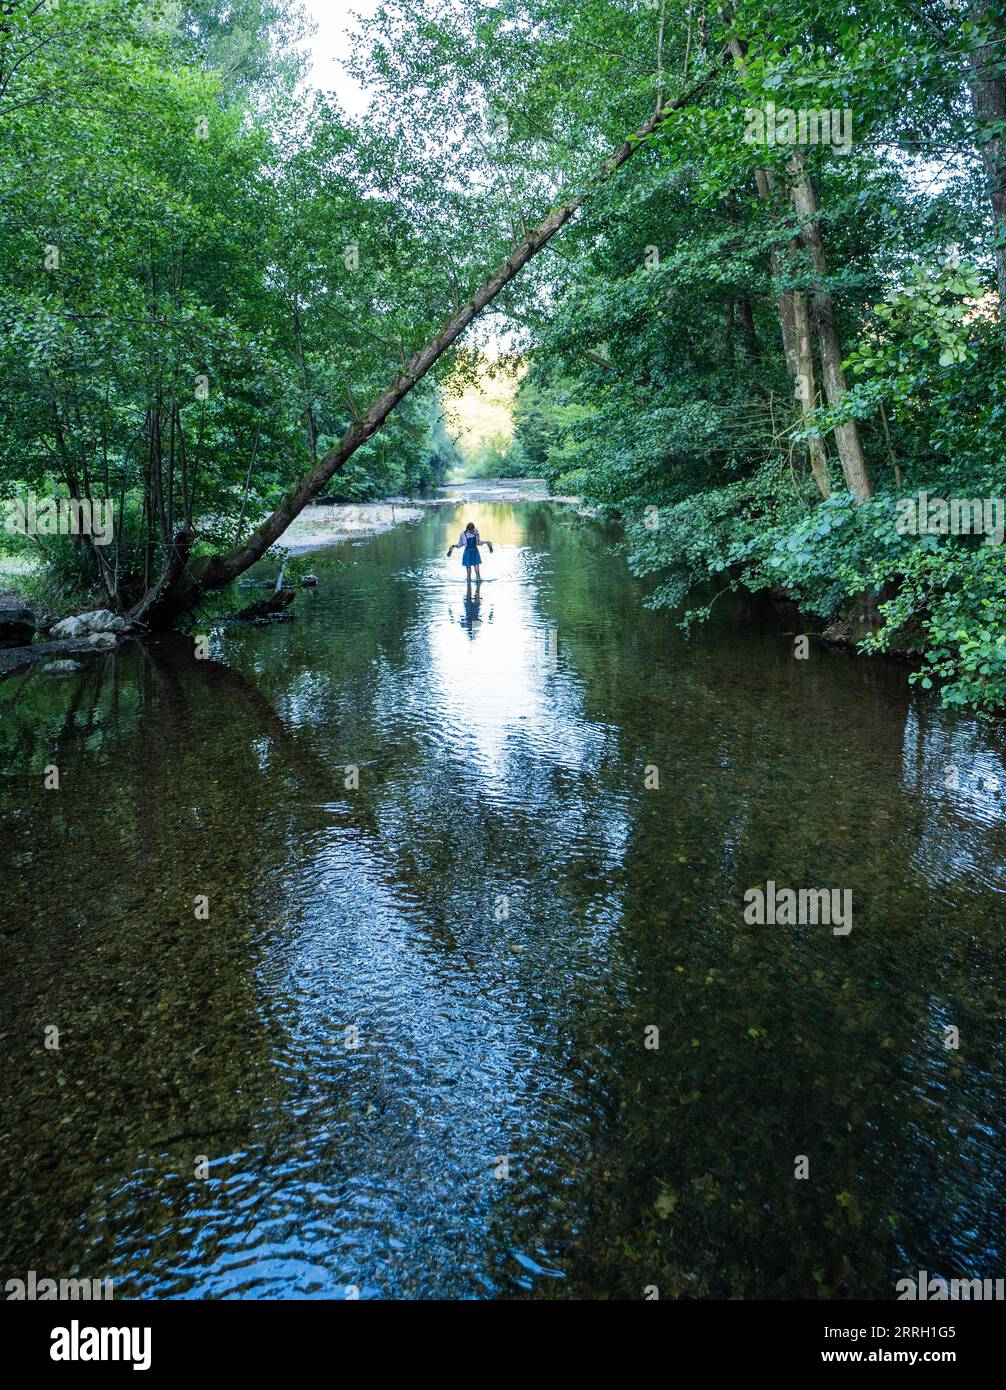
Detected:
left=2, top=0, right=1006, bottom=709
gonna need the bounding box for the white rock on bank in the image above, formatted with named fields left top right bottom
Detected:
left=87, top=631, right=118, bottom=649
left=50, top=609, right=131, bottom=640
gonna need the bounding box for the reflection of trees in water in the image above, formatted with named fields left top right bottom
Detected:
left=555, top=794, right=1006, bottom=1296
left=527, top=566, right=1006, bottom=1296
left=0, top=630, right=623, bottom=1295
left=3, top=506, right=1004, bottom=1297
left=0, top=637, right=339, bottom=1290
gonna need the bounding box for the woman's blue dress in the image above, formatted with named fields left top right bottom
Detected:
left=461, top=537, right=482, bottom=567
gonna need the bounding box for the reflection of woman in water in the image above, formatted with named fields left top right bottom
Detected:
left=447, top=521, right=493, bottom=586
left=461, top=591, right=482, bottom=636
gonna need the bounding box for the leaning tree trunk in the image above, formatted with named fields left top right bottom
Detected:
left=132, top=55, right=729, bottom=629
left=968, top=1, right=1006, bottom=311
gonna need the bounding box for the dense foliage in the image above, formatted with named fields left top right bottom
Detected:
left=471, top=0, right=1005, bottom=711
left=2, top=0, right=1006, bottom=710
left=0, top=0, right=458, bottom=610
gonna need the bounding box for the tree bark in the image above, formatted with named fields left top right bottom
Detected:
left=736, top=294, right=760, bottom=364
left=134, top=528, right=195, bottom=627
left=728, top=36, right=831, bottom=500
left=968, top=1, right=1006, bottom=310
left=727, top=30, right=869, bottom=498
left=132, top=54, right=729, bottom=627
left=789, top=156, right=872, bottom=499
left=754, top=168, right=831, bottom=499
left=791, top=291, right=831, bottom=499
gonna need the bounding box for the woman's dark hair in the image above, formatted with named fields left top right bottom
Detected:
left=465, top=521, right=475, bottom=532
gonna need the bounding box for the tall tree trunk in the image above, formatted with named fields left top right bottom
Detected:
left=754, top=168, right=831, bottom=499
left=723, top=298, right=736, bottom=363
left=968, top=1, right=1006, bottom=310
left=791, top=291, right=831, bottom=499
left=789, top=156, right=872, bottom=499
left=175, top=399, right=191, bottom=528
left=736, top=294, right=760, bottom=364
left=132, top=54, right=730, bottom=628
left=729, top=35, right=831, bottom=500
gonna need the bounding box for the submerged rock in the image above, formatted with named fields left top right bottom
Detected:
left=41, top=659, right=83, bottom=675
left=0, top=607, right=36, bottom=648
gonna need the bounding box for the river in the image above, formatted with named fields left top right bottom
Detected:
left=1, top=499, right=1004, bottom=1298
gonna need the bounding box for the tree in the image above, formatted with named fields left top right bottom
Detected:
left=133, top=52, right=728, bottom=625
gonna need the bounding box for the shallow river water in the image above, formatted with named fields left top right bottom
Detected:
left=1, top=501, right=1004, bottom=1298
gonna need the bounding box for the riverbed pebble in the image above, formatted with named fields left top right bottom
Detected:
left=41, top=659, right=83, bottom=675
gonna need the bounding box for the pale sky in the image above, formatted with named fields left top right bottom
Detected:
left=299, top=0, right=380, bottom=116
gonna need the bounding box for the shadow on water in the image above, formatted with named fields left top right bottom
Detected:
left=0, top=501, right=1004, bottom=1297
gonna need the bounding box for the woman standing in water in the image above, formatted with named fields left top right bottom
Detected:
left=447, top=521, right=493, bottom=587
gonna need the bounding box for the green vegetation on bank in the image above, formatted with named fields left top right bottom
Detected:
left=487, top=2, right=1006, bottom=713
left=3, top=1, right=1006, bottom=710
left=0, top=0, right=458, bottom=612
